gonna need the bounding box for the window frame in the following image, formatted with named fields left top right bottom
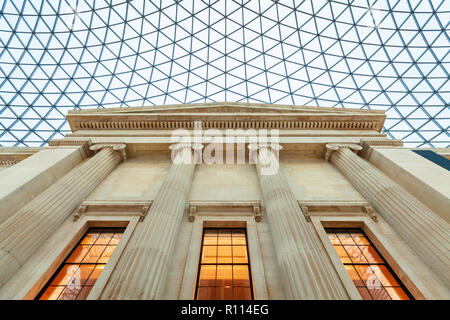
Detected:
left=35, top=227, right=127, bottom=300
left=324, top=227, right=414, bottom=300
left=194, top=227, right=254, bottom=300
left=0, top=213, right=140, bottom=300
left=309, top=215, right=429, bottom=300
left=180, top=216, right=269, bottom=300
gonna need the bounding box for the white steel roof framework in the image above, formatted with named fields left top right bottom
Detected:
left=0, top=0, right=449, bottom=147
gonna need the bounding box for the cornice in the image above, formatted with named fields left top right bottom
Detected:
left=69, top=118, right=383, bottom=132
left=68, top=101, right=386, bottom=115
left=188, top=200, right=262, bottom=222
left=0, top=147, right=42, bottom=167
left=297, top=200, right=378, bottom=222
left=73, top=199, right=153, bottom=222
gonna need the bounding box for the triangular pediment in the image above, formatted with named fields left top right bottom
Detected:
left=67, top=102, right=386, bottom=132
left=68, top=102, right=383, bottom=116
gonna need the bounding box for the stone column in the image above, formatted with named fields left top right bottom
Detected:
left=100, top=144, right=202, bottom=300
left=0, top=147, right=84, bottom=224
left=0, top=144, right=126, bottom=288
left=327, top=144, right=450, bottom=286
left=251, top=144, right=348, bottom=299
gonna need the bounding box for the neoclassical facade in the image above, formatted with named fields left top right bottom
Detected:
left=0, top=102, right=448, bottom=300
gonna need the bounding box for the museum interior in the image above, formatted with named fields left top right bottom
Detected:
left=0, top=1, right=448, bottom=300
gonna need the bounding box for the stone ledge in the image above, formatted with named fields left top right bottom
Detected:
left=188, top=200, right=262, bottom=222
left=297, top=200, right=378, bottom=222
left=73, top=199, right=153, bottom=222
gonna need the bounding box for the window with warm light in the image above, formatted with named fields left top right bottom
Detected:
left=195, top=228, right=253, bottom=300
left=325, top=228, right=413, bottom=300
left=36, top=228, right=125, bottom=300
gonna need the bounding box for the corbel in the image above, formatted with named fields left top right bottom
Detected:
left=253, top=205, right=261, bottom=222
left=300, top=205, right=311, bottom=222
left=89, top=143, right=127, bottom=161
left=363, top=205, right=378, bottom=222
left=73, top=205, right=87, bottom=221
left=140, top=205, right=151, bottom=222
left=188, top=205, right=197, bottom=222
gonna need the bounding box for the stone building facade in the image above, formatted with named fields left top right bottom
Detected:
left=0, top=102, right=448, bottom=300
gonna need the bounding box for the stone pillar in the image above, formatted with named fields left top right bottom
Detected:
left=326, top=144, right=450, bottom=286
left=100, top=144, right=202, bottom=300
left=0, top=144, right=126, bottom=288
left=251, top=144, right=348, bottom=299
left=0, top=147, right=84, bottom=224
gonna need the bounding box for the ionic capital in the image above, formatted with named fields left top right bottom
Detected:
left=169, top=143, right=203, bottom=164
left=49, top=138, right=93, bottom=159
left=89, top=143, right=127, bottom=161
left=359, top=138, right=403, bottom=159
left=247, top=143, right=283, bottom=152
left=324, top=143, right=362, bottom=161
left=169, top=143, right=203, bottom=152
left=248, top=143, right=283, bottom=168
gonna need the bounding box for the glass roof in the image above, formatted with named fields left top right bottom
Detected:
left=0, top=0, right=448, bottom=147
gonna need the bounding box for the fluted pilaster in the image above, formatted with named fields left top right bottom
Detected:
left=253, top=145, right=348, bottom=299
left=0, top=144, right=125, bottom=288
left=100, top=144, right=201, bottom=299
left=328, top=145, right=450, bottom=286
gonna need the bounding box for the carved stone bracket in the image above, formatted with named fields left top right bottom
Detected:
left=73, top=205, right=87, bottom=221
left=89, top=143, right=127, bottom=161
left=253, top=205, right=262, bottom=222
left=188, top=205, right=197, bottom=222
left=300, top=205, right=311, bottom=222
left=363, top=205, right=378, bottom=222
left=324, top=143, right=362, bottom=161
left=140, top=205, right=151, bottom=222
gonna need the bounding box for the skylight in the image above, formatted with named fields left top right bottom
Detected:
left=0, top=0, right=448, bottom=147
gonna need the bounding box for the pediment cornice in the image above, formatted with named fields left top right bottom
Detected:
left=67, top=102, right=386, bottom=132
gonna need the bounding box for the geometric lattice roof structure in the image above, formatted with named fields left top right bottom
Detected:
left=0, top=0, right=448, bottom=147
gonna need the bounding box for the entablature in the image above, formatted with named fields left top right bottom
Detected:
left=0, top=147, right=43, bottom=166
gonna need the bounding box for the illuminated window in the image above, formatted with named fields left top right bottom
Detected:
left=36, top=228, right=125, bottom=300
left=326, top=228, right=413, bottom=300
left=195, top=228, right=253, bottom=300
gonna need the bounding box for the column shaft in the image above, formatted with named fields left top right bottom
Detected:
left=256, top=148, right=348, bottom=299
left=0, top=147, right=122, bottom=288
left=0, top=148, right=83, bottom=224
left=100, top=149, right=196, bottom=299
left=330, top=147, right=450, bottom=286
